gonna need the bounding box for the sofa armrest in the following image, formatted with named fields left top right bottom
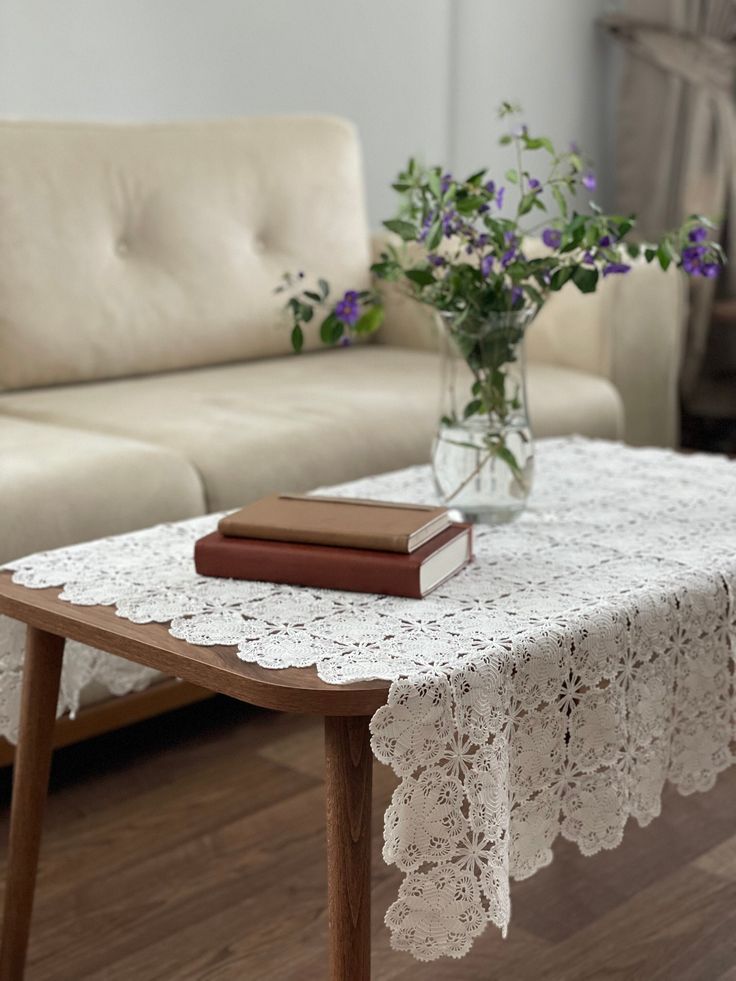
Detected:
left=371, top=234, right=440, bottom=352
left=526, top=260, right=686, bottom=447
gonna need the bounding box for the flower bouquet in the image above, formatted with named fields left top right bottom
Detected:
left=278, top=103, right=723, bottom=523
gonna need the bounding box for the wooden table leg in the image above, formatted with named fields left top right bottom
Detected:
left=324, top=715, right=372, bottom=981
left=0, top=627, right=64, bottom=981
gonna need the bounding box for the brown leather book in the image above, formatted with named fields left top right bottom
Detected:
left=218, top=494, right=450, bottom=553
left=195, top=523, right=472, bottom=598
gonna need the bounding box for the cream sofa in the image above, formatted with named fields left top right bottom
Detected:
left=0, top=116, right=685, bottom=749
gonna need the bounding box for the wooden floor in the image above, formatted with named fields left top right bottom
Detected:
left=0, top=697, right=734, bottom=981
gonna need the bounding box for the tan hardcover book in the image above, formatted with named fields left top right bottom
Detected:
left=217, top=494, right=450, bottom=553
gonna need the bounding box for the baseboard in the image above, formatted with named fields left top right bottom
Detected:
left=0, top=679, right=214, bottom=767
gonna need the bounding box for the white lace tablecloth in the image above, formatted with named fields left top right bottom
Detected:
left=2, top=437, right=735, bottom=961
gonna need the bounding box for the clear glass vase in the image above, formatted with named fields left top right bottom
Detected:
left=432, top=308, right=536, bottom=524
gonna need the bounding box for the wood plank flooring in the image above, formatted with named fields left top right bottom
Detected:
left=0, top=696, right=734, bottom=980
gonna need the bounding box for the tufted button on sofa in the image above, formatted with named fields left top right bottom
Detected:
left=0, top=115, right=686, bottom=749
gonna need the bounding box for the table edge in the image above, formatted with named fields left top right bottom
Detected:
left=0, top=573, right=389, bottom=717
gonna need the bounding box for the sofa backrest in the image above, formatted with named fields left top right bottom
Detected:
left=0, top=116, right=371, bottom=390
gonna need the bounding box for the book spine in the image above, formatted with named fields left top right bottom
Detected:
left=195, top=539, right=423, bottom=598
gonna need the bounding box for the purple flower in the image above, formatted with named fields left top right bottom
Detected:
left=465, top=244, right=474, bottom=255
left=682, top=243, right=720, bottom=278
left=511, top=285, right=523, bottom=306
left=440, top=172, right=453, bottom=193
left=335, top=290, right=361, bottom=326
left=603, top=262, right=631, bottom=276
left=475, top=233, right=490, bottom=248
left=480, top=254, right=494, bottom=277
left=501, top=247, right=516, bottom=268
left=542, top=228, right=562, bottom=249
left=417, top=212, right=434, bottom=243
left=478, top=203, right=490, bottom=214
left=682, top=244, right=707, bottom=275
left=582, top=172, right=597, bottom=192
left=582, top=250, right=595, bottom=265
left=442, top=208, right=458, bottom=236
left=495, top=187, right=505, bottom=209
left=339, top=335, right=352, bottom=347
left=528, top=177, right=541, bottom=191
left=428, top=253, right=446, bottom=268
left=688, top=225, right=708, bottom=243
left=484, top=180, right=495, bottom=195
left=598, top=234, right=612, bottom=247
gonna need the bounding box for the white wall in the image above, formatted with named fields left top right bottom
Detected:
left=0, top=0, right=614, bottom=224
left=451, top=0, right=614, bottom=207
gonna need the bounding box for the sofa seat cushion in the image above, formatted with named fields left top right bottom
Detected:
left=0, top=348, right=624, bottom=513
left=0, top=417, right=205, bottom=564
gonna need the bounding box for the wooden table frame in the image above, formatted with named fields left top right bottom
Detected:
left=0, top=572, right=389, bottom=981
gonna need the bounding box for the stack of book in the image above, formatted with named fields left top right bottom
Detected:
left=194, top=494, right=472, bottom=598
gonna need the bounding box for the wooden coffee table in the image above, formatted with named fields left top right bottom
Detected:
left=0, top=571, right=389, bottom=981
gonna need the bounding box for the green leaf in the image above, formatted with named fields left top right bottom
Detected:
left=644, top=247, right=657, bottom=263
left=456, top=195, right=484, bottom=214
left=518, top=192, right=537, bottom=216
left=505, top=168, right=519, bottom=184
left=426, top=220, right=443, bottom=251
left=466, top=168, right=487, bottom=186
left=405, top=267, right=435, bottom=287
left=463, top=398, right=483, bottom=419
left=318, top=278, right=330, bottom=300
left=383, top=218, right=417, bottom=241
left=494, top=444, right=523, bottom=481
left=320, top=313, right=344, bottom=345
left=290, top=324, right=304, bottom=353
left=626, top=243, right=641, bottom=259
left=572, top=266, right=599, bottom=294
left=524, top=283, right=544, bottom=306
left=550, top=267, right=574, bottom=291
left=391, top=182, right=411, bottom=192
left=299, top=302, right=313, bottom=322
left=354, top=305, right=385, bottom=335
left=370, top=260, right=399, bottom=280
left=522, top=136, right=553, bottom=153
left=303, top=290, right=321, bottom=302
left=657, top=242, right=672, bottom=271
left=551, top=184, right=568, bottom=219
left=499, top=134, right=513, bottom=145
left=427, top=169, right=442, bottom=198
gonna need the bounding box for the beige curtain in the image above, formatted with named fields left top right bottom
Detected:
left=601, top=1, right=736, bottom=408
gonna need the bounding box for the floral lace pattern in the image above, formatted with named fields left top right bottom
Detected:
left=0, top=617, right=161, bottom=743
left=3, top=438, right=735, bottom=961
